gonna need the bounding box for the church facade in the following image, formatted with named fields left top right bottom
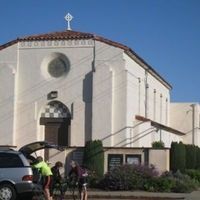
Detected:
left=0, top=30, right=186, bottom=172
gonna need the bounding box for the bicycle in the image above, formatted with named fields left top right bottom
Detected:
left=52, top=176, right=80, bottom=200
left=70, top=174, right=88, bottom=200
left=31, top=185, right=46, bottom=200
left=53, top=177, right=87, bottom=200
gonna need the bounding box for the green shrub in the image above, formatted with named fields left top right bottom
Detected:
left=185, top=169, right=200, bottom=183
left=99, top=164, right=159, bottom=191
left=185, top=144, right=196, bottom=169
left=170, top=142, right=186, bottom=172
left=171, top=170, right=199, bottom=193
left=83, top=140, right=104, bottom=178
left=144, top=176, right=176, bottom=192
left=196, top=147, right=200, bottom=169
left=152, top=141, right=165, bottom=148
left=98, top=164, right=199, bottom=193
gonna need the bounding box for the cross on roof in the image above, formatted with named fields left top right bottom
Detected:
left=64, top=13, right=73, bottom=30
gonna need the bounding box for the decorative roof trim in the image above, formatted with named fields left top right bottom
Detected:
left=135, top=115, right=185, bottom=136
left=0, top=30, right=171, bottom=88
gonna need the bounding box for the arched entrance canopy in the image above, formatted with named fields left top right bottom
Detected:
left=40, top=101, right=71, bottom=147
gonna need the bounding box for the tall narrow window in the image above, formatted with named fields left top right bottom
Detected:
left=153, top=89, right=156, bottom=121
left=138, top=78, right=141, bottom=115
left=165, top=98, right=168, bottom=125
left=160, top=94, right=163, bottom=124
left=145, top=83, right=149, bottom=118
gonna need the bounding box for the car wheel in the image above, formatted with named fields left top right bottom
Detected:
left=0, top=183, right=17, bottom=200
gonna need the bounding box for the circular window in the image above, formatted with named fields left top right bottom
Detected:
left=48, top=57, right=67, bottom=78
left=41, top=53, right=70, bottom=79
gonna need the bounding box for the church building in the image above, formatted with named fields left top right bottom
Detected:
left=0, top=19, right=187, bottom=172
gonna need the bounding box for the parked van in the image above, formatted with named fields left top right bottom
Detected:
left=0, top=141, right=61, bottom=200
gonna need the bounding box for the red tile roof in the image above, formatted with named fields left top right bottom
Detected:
left=0, top=30, right=130, bottom=51
left=0, top=30, right=171, bottom=88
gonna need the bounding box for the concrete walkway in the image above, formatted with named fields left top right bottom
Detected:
left=184, top=189, right=200, bottom=200
left=64, top=189, right=200, bottom=200
left=87, top=190, right=185, bottom=199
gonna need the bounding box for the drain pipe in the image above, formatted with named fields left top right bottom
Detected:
left=190, top=104, right=195, bottom=145
left=144, top=70, right=149, bottom=118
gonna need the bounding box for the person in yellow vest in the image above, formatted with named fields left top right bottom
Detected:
left=34, top=156, right=53, bottom=200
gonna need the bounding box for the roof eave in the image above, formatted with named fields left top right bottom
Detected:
left=125, top=50, right=172, bottom=90
left=135, top=115, right=185, bottom=136
left=0, top=39, right=19, bottom=50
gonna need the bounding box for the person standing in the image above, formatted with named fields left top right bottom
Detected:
left=51, top=161, right=64, bottom=197
left=68, top=160, right=88, bottom=200
left=34, top=156, right=53, bottom=200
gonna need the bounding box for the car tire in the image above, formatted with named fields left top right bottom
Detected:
left=0, top=183, right=17, bottom=200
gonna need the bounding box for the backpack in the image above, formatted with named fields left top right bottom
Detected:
left=80, top=167, right=88, bottom=178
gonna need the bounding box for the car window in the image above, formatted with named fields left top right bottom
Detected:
left=0, top=152, right=24, bottom=167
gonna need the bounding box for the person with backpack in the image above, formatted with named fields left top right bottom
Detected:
left=68, top=160, right=88, bottom=200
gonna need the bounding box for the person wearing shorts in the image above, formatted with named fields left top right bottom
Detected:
left=34, top=156, right=53, bottom=200
left=51, top=161, right=63, bottom=197
left=68, top=160, right=88, bottom=200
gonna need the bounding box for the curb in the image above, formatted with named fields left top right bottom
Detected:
left=87, top=195, right=184, bottom=199
left=64, top=194, right=185, bottom=200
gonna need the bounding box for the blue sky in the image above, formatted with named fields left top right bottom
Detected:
left=0, top=0, right=200, bottom=102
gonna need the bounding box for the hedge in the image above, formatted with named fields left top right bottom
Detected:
left=170, top=142, right=186, bottom=172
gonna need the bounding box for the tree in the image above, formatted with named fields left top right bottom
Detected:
left=83, top=140, right=104, bottom=177
left=170, top=142, right=186, bottom=172
left=185, top=144, right=196, bottom=169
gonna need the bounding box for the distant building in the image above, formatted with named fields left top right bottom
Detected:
left=170, top=103, right=200, bottom=146
left=0, top=28, right=190, bottom=172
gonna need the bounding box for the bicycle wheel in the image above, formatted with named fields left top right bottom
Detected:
left=31, top=185, right=46, bottom=200
left=32, top=191, right=46, bottom=200
left=68, top=184, right=80, bottom=200
left=52, top=183, right=64, bottom=200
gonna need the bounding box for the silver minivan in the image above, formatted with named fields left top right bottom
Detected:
left=0, top=141, right=61, bottom=200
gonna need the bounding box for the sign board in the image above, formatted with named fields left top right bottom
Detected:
left=125, top=154, right=141, bottom=165
left=108, top=154, right=123, bottom=171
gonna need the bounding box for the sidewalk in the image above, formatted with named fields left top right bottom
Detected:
left=87, top=190, right=185, bottom=199
left=65, top=188, right=200, bottom=200
left=184, top=189, right=200, bottom=200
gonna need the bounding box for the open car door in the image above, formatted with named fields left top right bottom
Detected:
left=19, top=141, right=63, bottom=159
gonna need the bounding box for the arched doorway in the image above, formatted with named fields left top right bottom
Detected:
left=40, top=101, right=71, bottom=159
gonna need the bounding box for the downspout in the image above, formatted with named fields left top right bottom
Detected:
left=191, top=104, right=195, bottom=145
left=144, top=70, right=149, bottom=118
left=13, top=42, right=20, bottom=145
left=92, top=39, right=96, bottom=72
left=90, top=39, right=96, bottom=141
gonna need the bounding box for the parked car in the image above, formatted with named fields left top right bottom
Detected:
left=0, top=141, right=61, bottom=200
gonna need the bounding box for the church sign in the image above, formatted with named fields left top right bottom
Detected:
left=108, top=154, right=123, bottom=171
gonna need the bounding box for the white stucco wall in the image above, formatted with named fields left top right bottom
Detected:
left=0, top=45, right=17, bottom=145
left=92, top=41, right=127, bottom=147
left=14, top=40, right=94, bottom=147
left=124, top=54, right=170, bottom=126
left=0, top=37, right=182, bottom=150
left=123, top=53, right=172, bottom=147
left=149, top=149, right=170, bottom=172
